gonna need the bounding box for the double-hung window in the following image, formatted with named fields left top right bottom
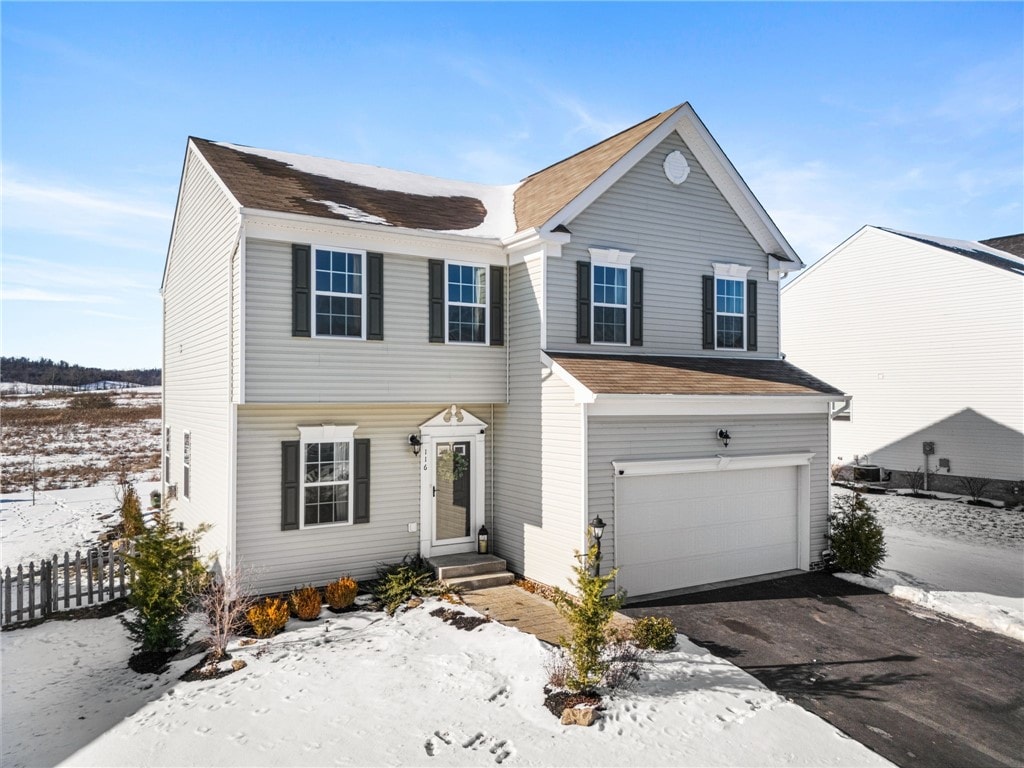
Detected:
left=713, top=263, right=751, bottom=350
left=314, top=248, right=365, bottom=338
left=182, top=430, right=191, bottom=500
left=592, top=264, right=629, bottom=344
left=299, top=425, right=356, bottom=527
left=446, top=262, right=487, bottom=344
left=164, top=427, right=171, bottom=481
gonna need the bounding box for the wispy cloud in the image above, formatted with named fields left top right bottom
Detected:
left=1, top=254, right=157, bottom=305
left=542, top=92, right=629, bottom=143
left=1, top=172, right=172, bottom=252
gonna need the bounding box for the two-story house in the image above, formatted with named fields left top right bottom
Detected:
left=162, top=102, right=846, bottom=600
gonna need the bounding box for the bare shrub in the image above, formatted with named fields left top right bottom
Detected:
left=905, top=467, right=927, bottom=495
left=194, top=564, right=257, bottom=659
left=957, top=476, right=992, bottom=503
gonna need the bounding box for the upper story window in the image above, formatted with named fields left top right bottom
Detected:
left=164, top=426, right=171, bottom=481
left=575, top=249, right=643, bottom=347
left=705, top=263, right=754, bottom=352
left=314, top=248, right=365, bottom=338
left=716, top=278, right=745, bottom=349
left=446, top=262, right=488, bottom=344
left=299, top=425, right=357, bottom=527
left=182, top=430, right=191, bottom=500
left=593, top=265, right=629, bottom=344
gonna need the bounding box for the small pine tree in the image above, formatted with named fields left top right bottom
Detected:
left=828, top=492, right=887, bottom=576
left=122, top=511, right=209, bottom=652
left=552, top=541, right=625, bottom=692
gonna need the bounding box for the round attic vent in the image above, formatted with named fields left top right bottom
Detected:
left=663, top=150, right=690, bottom=185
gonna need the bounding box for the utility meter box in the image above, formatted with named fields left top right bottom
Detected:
left=922, top=441, right=936, bottom=455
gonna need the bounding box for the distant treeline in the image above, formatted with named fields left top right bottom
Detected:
left=0, top=357, right=162, bottom=387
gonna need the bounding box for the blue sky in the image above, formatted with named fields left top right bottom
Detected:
left=2, top=2, right=1021, bottom=368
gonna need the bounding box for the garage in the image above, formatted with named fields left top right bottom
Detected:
left=612, top=453, right=813, bottom=599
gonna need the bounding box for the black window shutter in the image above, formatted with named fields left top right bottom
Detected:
left=630, top=266, right=643, bottom=347
left=353, top=438, right=370, bottom=524
left=292, top=245, right=311, bottom=337
left=428, top=259, right=445, bottom=343
left=489, top=265, right=504, bottom=346
left=576, top=261, right=591, bottom=344
left=281, top=440, right=300, bottom=530
left=702, top=275, right=715, bottom=349
left=746, top=279, right=758, bottom=351
left=367, top=252, right=384, bottom=340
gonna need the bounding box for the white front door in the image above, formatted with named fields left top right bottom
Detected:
left=418, top=406, right=487, bottom=558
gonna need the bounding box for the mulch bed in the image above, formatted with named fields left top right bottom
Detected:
left=542, top=687, right=603, bottom=718
left=429, top=606, right=491, bottom=631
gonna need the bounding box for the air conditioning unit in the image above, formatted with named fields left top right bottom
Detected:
left=853, top=465, right=884, bottom=483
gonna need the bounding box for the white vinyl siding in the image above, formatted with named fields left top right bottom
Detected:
left=162, top=145, right=240, bottom=561
left=587, top=412, right=829, bottom=587
left=782, top=227, right=1024, bottom=481
left=236, top=403, right=494, bottom=595
left=546, top=132, right=778, bottom=357
left=243, top=240, right=506, bottom=403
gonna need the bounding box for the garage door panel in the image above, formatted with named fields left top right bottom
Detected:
left=617, top=466, right=799, bottom=597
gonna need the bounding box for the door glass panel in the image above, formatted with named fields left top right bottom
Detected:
left=435, top=442, right=471, bottom=541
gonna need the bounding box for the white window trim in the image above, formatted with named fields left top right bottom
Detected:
left=591, top=258, right=630, bottom=346
left=297, top=425, right=358, bottom=529
left=311, top=246, right=367, bottom=341
left=713, top=263, right=751, bottom=351
left=182, top=429, right=191, bottom=501
left=164, top=426, right=171, bottom=482
left=444, top=259, right=489, bottom=345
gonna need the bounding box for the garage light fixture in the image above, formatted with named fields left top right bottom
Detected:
left=717, top=429, right=731, bottom=448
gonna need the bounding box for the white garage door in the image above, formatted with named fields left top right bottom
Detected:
left=616, top=466, right=799, bottom=598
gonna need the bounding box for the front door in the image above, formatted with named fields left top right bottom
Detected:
left=433, top=441, right=473, bottom=546
left=418, top=405, right=487, bottom=558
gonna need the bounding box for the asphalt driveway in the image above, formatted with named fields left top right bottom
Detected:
left=623, top=572, right=1024, bottom=768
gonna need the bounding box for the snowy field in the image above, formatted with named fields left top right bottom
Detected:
left=2, top=599, right=890, bottom=768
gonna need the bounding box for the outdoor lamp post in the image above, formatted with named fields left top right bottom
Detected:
left=590, top=516, right=606, bottom=576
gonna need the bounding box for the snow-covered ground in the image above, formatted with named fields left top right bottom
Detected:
left=1, top=483, right=160, bottom=566
left=833, top=488, right=1024, bottom=641
left=1, top=599, right=890, bottom=768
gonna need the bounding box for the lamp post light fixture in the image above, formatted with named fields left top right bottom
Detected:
left=589, top=515, right=606, bottom=576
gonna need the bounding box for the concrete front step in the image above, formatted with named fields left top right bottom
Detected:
left=429, top=553, right=508, bottom=581
left=443, top=571, right=515, bottom=591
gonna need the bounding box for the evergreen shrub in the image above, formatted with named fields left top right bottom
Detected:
left=828, top=492, right=887, bottom=576
left=246, top=597, right=290, bottom=638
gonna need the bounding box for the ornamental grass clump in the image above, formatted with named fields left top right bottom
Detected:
left=325, top=576, right=359, bottom=609
left=246, top=597, right=289, bottom=638
left=288, top=585, right=323, bottom=621
left=828, top=492, right=887, bottom=576
left=630, top=616, right=677, bottom=650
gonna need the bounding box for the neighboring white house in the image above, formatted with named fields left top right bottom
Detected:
left=162, top=102, right=847, bottom=601
left=782, top=225, right=1024, bottom=499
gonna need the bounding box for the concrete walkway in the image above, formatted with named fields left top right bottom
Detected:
left=461, top=585, right=632, bottom=645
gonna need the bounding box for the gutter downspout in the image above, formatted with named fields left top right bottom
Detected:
left=830, top=396, right=851, bottom=421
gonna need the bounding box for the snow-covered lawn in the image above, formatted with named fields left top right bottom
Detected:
left=1, top=483, right=160, bottom=566
left=833, top=488, right=1024, bottom=641
left=1, top=600, right=890, bottom=768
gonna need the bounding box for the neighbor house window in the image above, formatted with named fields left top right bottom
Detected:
left=164, top=427, right=171, bottom=481
left=314, top=248, right=364, bottom=338
left=592, top=264, right=629, bottom=344
left=446, top=262, right=487, bottom=343
left=182, top=430, right=191, bottom=500
left=298, top=425, right=357, bottom=527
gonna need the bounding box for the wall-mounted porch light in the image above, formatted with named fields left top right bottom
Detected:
left=408, top=434, right=422, bottom=456
left=717, top=429, right=731, bottom=448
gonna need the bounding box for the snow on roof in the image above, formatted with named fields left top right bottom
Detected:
left=881, top=227, right=1024, bottom=276
left=207, top=140, right=518, bottom=239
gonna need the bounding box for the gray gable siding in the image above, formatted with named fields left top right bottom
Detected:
left=243, top=239, right=507, bottom=404
left=546, top=132, right=779, bottom=357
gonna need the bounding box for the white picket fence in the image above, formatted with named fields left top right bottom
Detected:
left=1, top=543, right=132, bottom=628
